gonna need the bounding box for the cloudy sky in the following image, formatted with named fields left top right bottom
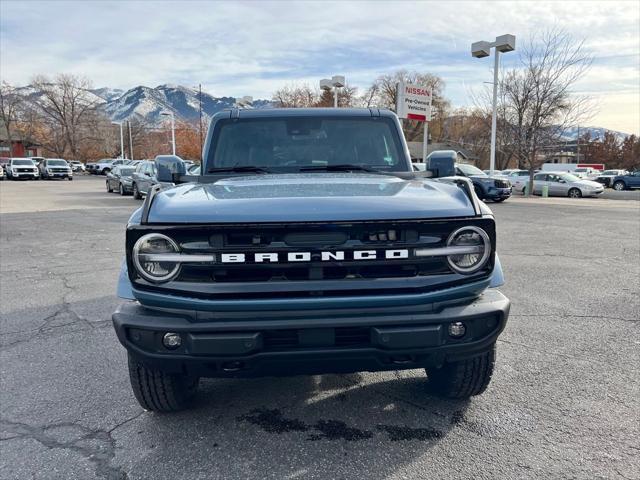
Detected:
left=1, top=0, right=638, bottom=133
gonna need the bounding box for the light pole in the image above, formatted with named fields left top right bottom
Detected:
left=160, top=111, right=176, bottom=155
left=111, top=121, right=124, bottom=159
left=471, top=34, right=516, bottom=174
left=319, top=75, right=345, bottom=108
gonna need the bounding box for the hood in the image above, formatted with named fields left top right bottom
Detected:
left=146, top=173, right=476, bottom=223
left=575, top=179, right=604, bottom=188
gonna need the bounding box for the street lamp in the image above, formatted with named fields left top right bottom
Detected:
left=160, top=111, right=176, bottom=155
left=111, top=121, right=124, bottom=159
left=319, top=75, right=345, bottom=108
left=471, top=34, right=516, bottom=174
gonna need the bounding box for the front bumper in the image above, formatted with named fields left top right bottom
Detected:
left=487, top=187, right=512, bottom=200
left=11, top=172, right=39, bottom=178
left=112, top=289, right=510, bottom=377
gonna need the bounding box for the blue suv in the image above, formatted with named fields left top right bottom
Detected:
left=112, top=108, right=510, bottom=412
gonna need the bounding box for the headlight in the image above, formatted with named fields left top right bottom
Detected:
left=133, top=233, right=181, bottom=283
left=446, top=227, right=491, bottom=274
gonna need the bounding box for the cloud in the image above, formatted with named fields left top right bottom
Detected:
left=1, top=0, right=638, bottom=133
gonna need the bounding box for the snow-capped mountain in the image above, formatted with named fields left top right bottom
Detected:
left=104, top=84, right=271, bottom=123
left=560, top=126, right=630, bottom=143
left=90, top=87, right=125, bottom=102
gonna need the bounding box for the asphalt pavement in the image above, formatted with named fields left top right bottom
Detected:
left=1, top=176, right=638, bottom=480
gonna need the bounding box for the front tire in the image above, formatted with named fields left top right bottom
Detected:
left=106, top=181, right=113, bottom=192
left=427, top=344, right=496, bottom=398
left=102, top=168, right=111, bottom=175
left=133, top=183, right=141, bottom=199
left=119, top=183, right=126, bottom=196
left=127, top=354, right=199, bottom=412
left=568, top=188, right=582, bottom=198
left=613, top=181, right=626, bottom=191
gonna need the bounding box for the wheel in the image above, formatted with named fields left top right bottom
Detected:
left=613, top=181, right=626, bottom=191
left=568, top=188, right=582, bottom=198
left=127, top=354, right=199, bottom=412
left=102, top=168, right=110, bottom=175
left=133, top=183, right=141, bottom=199
left=522, top=185, right=527, bottom=196
left=106, top=181, right=113, bottom=192
left=119, top=183, right=126, bottom=195
left=68, top=177, right=73, bottom=181
left=427, top=344, right=496, bottom=398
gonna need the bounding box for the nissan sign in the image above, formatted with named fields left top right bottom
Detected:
left=396, top=82, right=432, bottom=121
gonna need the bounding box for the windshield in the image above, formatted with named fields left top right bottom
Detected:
left=560, top=173, right=580, bottom=182
left=457, top=164, right=486, bottom=176
left=12, top=160, right=34, bottom=166
left=208, top=116, right=406, bottom=173
left=47, top=160, right=68, bottom=166
left=119, top=168, right=135, bottom=176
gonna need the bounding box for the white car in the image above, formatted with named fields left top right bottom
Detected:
left=496, top=169, right=531, bottom=192
left=572, top=167, right=600, bottom=180
left=68, top=160, right=86, bottom=173
left=6, top=158, right=40, bottom=180
left=0, top=164, right=4, bottom=180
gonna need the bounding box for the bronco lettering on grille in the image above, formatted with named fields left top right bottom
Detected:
left=220, top=249, right=410, bottom=263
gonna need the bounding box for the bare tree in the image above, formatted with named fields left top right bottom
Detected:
left=0, top=82, right=24, bottom=148
left=499, top=30, right=594, bottom=193
left=364, top=70, right=450, bottom=142
left=30, top=74, right=104, bottom=158
left=272, top=83, right=318, bottom=108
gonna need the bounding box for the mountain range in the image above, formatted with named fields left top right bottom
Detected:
left=90, top=85, right=271, bottom=124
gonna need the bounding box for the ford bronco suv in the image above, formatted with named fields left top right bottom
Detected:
left=112, top=108, right=510, bottom=412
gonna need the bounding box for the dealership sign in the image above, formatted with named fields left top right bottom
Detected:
left=396, top=82, right=432, bottom=121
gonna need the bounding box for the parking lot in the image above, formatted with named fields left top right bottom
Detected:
left=1, top=176, right=638, bottom=480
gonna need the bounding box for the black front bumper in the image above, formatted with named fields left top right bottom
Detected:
left=112, top=289, right=510, bottom=377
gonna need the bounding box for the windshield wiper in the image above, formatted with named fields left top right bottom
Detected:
left=207, top=166, right=270, bottom=174
left=299, top=164, right=382, bottom=173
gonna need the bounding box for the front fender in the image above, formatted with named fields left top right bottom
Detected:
left=489, top=253, right=505, bottom=288
left=116, top=259, right=135, bottom=300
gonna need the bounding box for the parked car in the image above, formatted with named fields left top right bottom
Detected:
left=572, top=167, right=600, bottom=180
left=6, top=158, right=39, bottom=180
left=453, top=162, right=512, bottom=202
left=106, top=165, right=136, bottom=195
left=86, top=158, right=129, bottom=175
left=515, top=172, right=604, bottom=197
left=39, top=158, right=73, bottom=180
left=68, top=160, right=86, bottom=173
left=112, top=108, right=510, bottom=412
left=29, top=157, right=46, bottom=168
left=594, top=169, right=628, bottom=188
left=131, top=160, right=159, bottom=199
left=611, top=170, right=640, bottom=191
left=0, top=164, right=4, bottom=180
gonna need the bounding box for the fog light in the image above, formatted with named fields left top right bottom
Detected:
left=448, top=322, right=466, bottom=338
left=162, top=332, right=182, bottom=349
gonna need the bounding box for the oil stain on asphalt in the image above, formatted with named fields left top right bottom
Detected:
left=237, top=408, right=444, bottom=442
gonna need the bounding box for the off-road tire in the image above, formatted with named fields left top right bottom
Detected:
left=568, top=188, right=582, bottom=198
left=127, top=354, right=199, bottom=412
left=133, top=183, right=141, bottom=199
left=613, top=181, right=625, bottom=191
left=427, top=344, right=496, bottom=398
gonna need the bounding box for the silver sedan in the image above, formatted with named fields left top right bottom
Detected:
left=515, top=172, right=604, bottom=198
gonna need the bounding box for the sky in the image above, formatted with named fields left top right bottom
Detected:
left=1, top=0, right=639, bottom=134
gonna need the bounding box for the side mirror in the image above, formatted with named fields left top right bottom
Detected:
left=426, top=150, right=456, bottom=178
left=155, top=155, right=186, bottom=183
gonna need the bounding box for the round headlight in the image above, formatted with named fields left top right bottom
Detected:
left=446, top=226, right=491, bottom=274
left=133, top=233, right=180, bottom=283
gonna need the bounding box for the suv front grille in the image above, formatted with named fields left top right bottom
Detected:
left=494, top=179, right=510, bottom=188
left=128, top=219, right=496, bottom=296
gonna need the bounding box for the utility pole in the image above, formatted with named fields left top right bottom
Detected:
left=576, top=126, right=580, bottom=163
left=199, top=83, right=203, bottom=161
left=127, top=120, right=134, bottom=160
